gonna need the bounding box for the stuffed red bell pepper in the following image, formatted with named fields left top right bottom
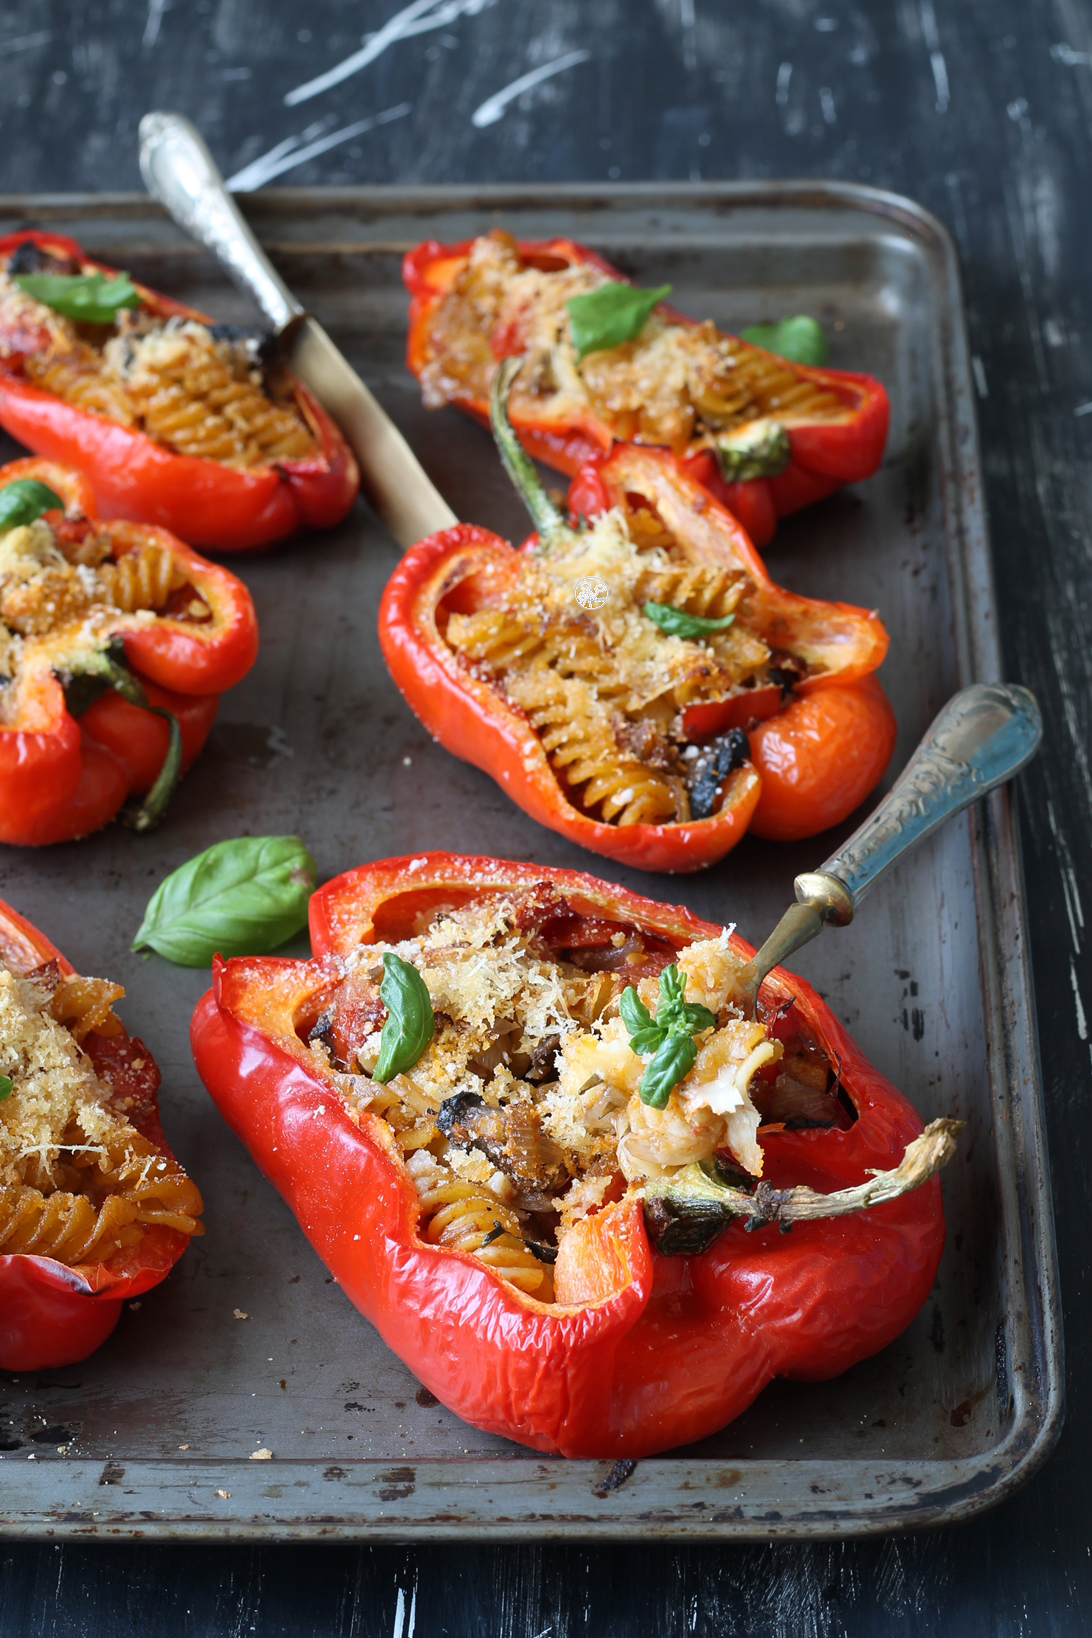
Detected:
left=0, top=230, right=358, bottom=552
left=0, top=455, right=258, bottom=845
left=403, top=230, right=889, bottom=547
left=191, top=852, right=957, bottom=1459
left=0, top=896, right=203, bottom=1371
left=378, top=362, right=895, bottom=872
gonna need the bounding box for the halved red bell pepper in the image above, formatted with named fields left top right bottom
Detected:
left=191, top=852, right=949, bottom=1458
left=378, top=440, right=895, bottom=871
left=404, top=233, right=889, bottom=547
left=0, top=230, right=358, bottom=552
left=0, top=896, right=202, bottom=1371
left=0, top=456, right=258, bottom=846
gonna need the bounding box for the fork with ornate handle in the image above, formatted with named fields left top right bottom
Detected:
left=743, top=681, right=1042, bottom=1009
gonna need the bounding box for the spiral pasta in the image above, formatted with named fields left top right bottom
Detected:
left=0, top=961, right=203, bottom=1271
left=0, top=258, right=316, bottom=470
left=443, top=498, right=778, bottom=826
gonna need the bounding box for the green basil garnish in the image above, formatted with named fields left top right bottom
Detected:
left=621, top=965, right=716, bottom=1109
left=13, top=270, right=142, bottom=326
left=740, top=315, right=828, bottom=367
left=643, top=601, right=736, bottom=640
left=131, top=836, right=317, bottom=966
left=373, top=952, right=435, bottom=1084
left=566, top=281, right=672, bottom=361
left=0, top=478, right=64, bottom=532
left=0, top=1075, right=12, bottom=1102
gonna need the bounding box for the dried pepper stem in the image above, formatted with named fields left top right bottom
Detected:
left=644, top=1117, right=964, bottom=1255
left=54, top=646, right=182, bottom=832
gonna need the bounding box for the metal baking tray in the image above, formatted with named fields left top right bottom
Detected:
left=0, top=182, right=1062, bottom=1540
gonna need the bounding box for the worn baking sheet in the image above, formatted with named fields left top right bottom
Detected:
left=0, top=183, right=1062, bottom=1540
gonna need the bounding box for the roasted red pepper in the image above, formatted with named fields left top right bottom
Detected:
left=0, top=456, right=258, bottom=845
left=0, top=230, right=358, bottom=552
left=404, top=232, right=889, bottom=547
left=379, top=424, right=895, bottom=871
left=191, top=853, right=951, bottom=1458
left=0, top=897, right=203, bottom=1371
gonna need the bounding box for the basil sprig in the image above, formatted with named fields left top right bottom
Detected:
left=373, top=952, right=435, bottom=1083
left=566, top=280, right=672, bottom=361
left=0, top=478, right=64, bottom=532
left=621, top=966, right=716, bottom=1109
left=0, top=1075, right=12, bottom=1102
left=132, top=836, right=317, bottom=966
left=740, top=315, right=828, bottom=367
left=643, top=601, right=736, bottom=640
left=13, top=270, right=141, bottom=326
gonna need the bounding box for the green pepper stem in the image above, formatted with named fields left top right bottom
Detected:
left=489, top=357, right=570, bottom=555
left=54, top=647, right=183, bottom=832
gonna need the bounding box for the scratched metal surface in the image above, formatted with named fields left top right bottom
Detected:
left=0, top=184, right=1058, bottom=1546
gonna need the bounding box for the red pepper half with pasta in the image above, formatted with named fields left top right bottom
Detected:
left=0, top=896, right=203, bottom=1371
left=191, top=852, right=958, bottom=1458
left=378, top=363, right=895, bottom=872
left=0, top=456, right=258, bottom=845
left=0, top=230, right=358, bottom=552
left=404, top=230, right=889, bottom=547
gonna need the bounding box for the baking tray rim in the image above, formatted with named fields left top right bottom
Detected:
left=0, top=179, right=1063, bottom=1540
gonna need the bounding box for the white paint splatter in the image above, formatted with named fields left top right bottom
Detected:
left=1074, top=401, right=1092, bottom=416
left=227, top=104, right=411, bottom=191
left=680, top=0, right=696, bottom=73
left=919, top=2, right=949, bottom=110
left=143, top=0, right=167, bottom=49
left=392, top=1587, right=405, bottom=1638
left=285, top=0, right=495, bottom=107
left=776, top=62, right=792, bottom=105
left=1052, top=42, right=1092, bottom=65
left=1071, top=961, right=1088, bottom=1040
left=472, top=49, right=592, bottom=128
left=0, top=29, right=52, bottom=54
left=820, top=86, right=836, bottom=124
left=971, top=355, right=989, bottom=398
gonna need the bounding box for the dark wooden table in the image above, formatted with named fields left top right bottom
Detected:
left=1, top=0, right=1090, bottom=1631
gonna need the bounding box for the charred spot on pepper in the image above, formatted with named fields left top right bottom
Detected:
left=6, top=242, right=81, bottom=278
left=685, top=727, right=750, bottom=820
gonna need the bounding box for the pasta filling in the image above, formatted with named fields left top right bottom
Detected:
left=0, top=507, right=210, bottom=726
left=420, top=230, right=851, bottom=457
left=442, top=499, right=804, bottom=826
left=0, top=242, right=315, bottom=468
left=297, top=885, right=851, bottom=1302
left=0, top=956, right=203, bottom=1266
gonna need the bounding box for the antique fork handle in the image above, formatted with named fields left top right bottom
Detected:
left=746, top=682, right=1042, bottom=1000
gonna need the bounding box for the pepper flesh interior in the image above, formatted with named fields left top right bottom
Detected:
left=420, top=230, right=852, bottom=457
left=0, top=244, right=314, bottom=470
left=297, top=883, right=851, bottom=1302
left=0, top=953, right=203, bottom=1267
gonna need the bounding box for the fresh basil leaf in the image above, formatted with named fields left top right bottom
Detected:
left=13, top=270, right=142, bottom=326
left=0, top=1075, right=11, bottom=1102
left=740, top=315, right=828, bottom=367
left=373, top=952, right=435, bottom=1083
left=0, top=478, right=64, bottom=532
left=620, top=986, right=655, bottom=1037
left=639, top=1032, right=697, bottom=1109
left=131, top=835, right=317, bottom=966
left=658, top=965, right=686, bottom=1013
left=681, top=1000, right=717, bottom=1034
left=643, top=602, right=736, bottom=640
left=566, top=281, right=672, bottom=361
left=628, top=1026, right=667, bottom=1057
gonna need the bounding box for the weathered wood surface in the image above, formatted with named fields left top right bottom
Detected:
left=0, top=0, right=1090, bottom=1631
